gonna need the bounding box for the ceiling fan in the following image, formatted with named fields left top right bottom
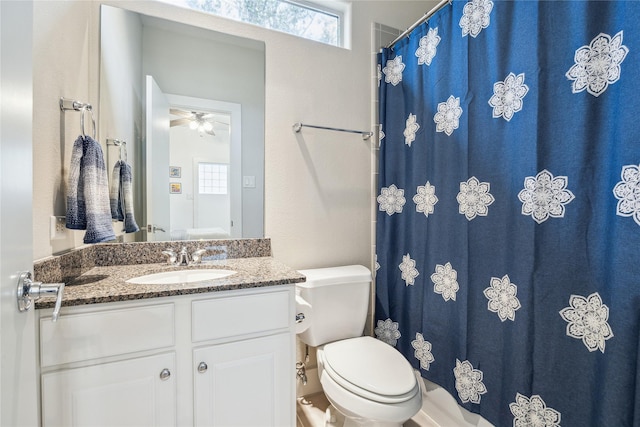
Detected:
left=170, top=108, right=227, bottom=136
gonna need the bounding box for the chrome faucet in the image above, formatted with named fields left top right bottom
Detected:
left=177, top=246, right=191, bottom=266
left=162, top=247, right=207, bottom=266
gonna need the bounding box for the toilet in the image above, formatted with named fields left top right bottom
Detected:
left=296, top=265, right=422, bottom=427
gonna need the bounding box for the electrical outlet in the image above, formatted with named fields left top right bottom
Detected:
left=50, top=216, right=67, bottom=240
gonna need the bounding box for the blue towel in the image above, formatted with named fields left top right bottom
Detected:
left=66, top=135, right=116, bottom=243
left=109, top=161, right=123, bottom=221
left=109, top=160, right=140, bottom=233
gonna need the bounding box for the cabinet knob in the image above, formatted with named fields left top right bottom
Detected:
left=159, top=368, right=171, bottom=381
left=197, top=362, right=208, bottom=373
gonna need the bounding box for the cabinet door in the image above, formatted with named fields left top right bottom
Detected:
left=194, top=333, right=293, bottom=427
left=42, top=353, right=176, bottom=427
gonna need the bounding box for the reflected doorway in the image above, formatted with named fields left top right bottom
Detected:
left=167, top=94, right=242, bottom=240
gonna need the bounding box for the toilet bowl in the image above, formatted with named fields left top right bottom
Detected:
left=317, top=336, right=422, bottom=427
left=295, top=266, right=422, bottom=427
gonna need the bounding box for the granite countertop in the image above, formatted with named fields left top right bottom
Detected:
left=35, top=257, right=306, bottom=309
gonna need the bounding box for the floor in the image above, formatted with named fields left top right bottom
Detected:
left=296, top=392, right=438, bottom=427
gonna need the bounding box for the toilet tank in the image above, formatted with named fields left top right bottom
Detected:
left=296, top=265, right=372, bottom=347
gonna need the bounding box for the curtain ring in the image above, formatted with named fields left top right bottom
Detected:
left=80, top=106, right=96, bottom=139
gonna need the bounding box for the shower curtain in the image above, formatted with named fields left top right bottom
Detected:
left=375, top=1, right=640, bottom=426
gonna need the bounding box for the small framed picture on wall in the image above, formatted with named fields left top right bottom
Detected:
left=169, top=166, right=181, bottom=178
left=170, top=183, right=182, bottom=194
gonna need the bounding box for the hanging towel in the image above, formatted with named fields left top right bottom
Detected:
left=66, top=135, right=116, bottom=244
left=119, top=161, right=140, bottom=233
left=109, top=160, right=123, bottom=221
left=109, top=159, right=140, bottom=233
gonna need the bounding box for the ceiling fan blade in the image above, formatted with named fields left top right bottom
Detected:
left=206, top=128, right=216, bottom=136
left=170, top=118, right=192, bottom=127
left=170, top=108, right=192, bottom=118
left=202, top=113, right=215, bottom=119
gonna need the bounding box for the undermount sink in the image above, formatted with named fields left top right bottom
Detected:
left=126, top=269, right=236, bottom=285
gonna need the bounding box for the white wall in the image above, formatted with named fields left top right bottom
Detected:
left=32, top=0, right=432, bottom=270
left=33, top=1, right=98, bottom=256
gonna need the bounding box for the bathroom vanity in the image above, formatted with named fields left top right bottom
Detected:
left=33, top=240, right=304, bottom=426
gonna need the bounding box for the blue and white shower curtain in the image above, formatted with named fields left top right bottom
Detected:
left=375, top=1, right=640, bottom=426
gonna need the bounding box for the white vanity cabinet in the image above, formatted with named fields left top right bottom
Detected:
left=191, top=291, right=293, bottom=426
left=41, top=352, right=177, bottom=426
left=38, top=286, right=295, bottom=427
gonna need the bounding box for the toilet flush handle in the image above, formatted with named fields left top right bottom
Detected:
left=295, top=313, right=305, bottom=323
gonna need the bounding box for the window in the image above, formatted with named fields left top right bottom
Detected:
left=199, top=163, right=228, bottom=195
left=163, top=0, right=344, bottom=46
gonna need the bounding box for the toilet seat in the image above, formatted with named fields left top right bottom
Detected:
left=319, top=336, right=419, bottom=404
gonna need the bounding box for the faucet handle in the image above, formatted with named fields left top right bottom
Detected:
left=191, top=249, right=207, bottom=265
left=161, top=249, right=177, bottom=265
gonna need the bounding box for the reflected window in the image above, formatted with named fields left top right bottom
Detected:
left=199, top=163, right=228, bottom=195
left=162, top=0, right=343, bottom=46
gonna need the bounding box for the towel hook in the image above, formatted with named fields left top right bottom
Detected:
left=107, top=138, right=127, bottom=163
left=80, top=105, right=96, bottom=140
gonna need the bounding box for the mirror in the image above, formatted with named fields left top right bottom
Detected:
left=99, top=4, right=265, bottom=242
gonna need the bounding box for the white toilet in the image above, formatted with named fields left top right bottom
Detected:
left=296, top=265, right=422, bottom=427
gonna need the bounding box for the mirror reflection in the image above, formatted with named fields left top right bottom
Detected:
left=99, top=5, right=265, bottom=242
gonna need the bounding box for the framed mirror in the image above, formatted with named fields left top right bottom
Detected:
left=99, top=4, right=265, bottom=242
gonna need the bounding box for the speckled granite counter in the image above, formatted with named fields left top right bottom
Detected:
left=33, top=239, right=305, bottom=309
left=35, top=257, right=305, bottom=309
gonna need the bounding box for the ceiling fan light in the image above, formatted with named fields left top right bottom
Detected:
left=189, top=120, right=199, bottom=130
left=203, top=122, right=213, bottom=132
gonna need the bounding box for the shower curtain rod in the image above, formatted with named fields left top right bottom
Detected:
left=386, top=0, right=452, bottom=49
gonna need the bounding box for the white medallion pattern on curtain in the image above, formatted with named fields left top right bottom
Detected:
left=488, top=72, right=529, bottom=121
left=404, top=113, right=420, bottom=146
left=382, top=55, right=405, bottom=86
left=518, top=169, right=575, bottom=224
left=613, top=163, right=640, bottom=226
left=483, top=275, right=521, bottom=322
left=509, top=393, right=561, bottom=427
left=457, top=177, right=495, bottom=220
left=559, top=292, right=614, bottom=353
left=399, top=253, right=419, bottom=286
left=414, top=181, right=438, bottom=217
left=378, top=124, right=385, bottom=145
left=453, top=359, right=487, bottom=404
left=434, top=95, right=463, bottom=135
left=375, top=318, right=401, bottom=346
left=416, top=27, right=441, bottom=66
left=378, top=184, right=406, bottom=216
left=459, top=0, right=494, bottom=38
left=566, top=31, right=629, bottom=97
left=377, top=64, right=382, bottom=88
left=412, top=333, right=435, bottom=371
left=431, top=262, right=460, bottom=301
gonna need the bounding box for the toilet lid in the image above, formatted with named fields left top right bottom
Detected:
left=321, top=336, right=417, bottom=399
